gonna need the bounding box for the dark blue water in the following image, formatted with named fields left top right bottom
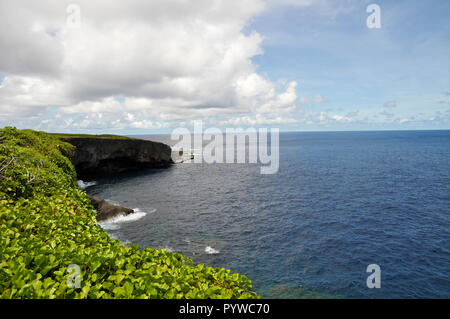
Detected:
left=88, top=130, right=450, bottom=298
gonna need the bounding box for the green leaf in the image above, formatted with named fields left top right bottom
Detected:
left=123, top=282, right=134, bottom=297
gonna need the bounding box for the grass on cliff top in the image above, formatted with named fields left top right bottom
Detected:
left=50, top=133, right=135, bottom=140
left=0, top=126, right=258, bottom=299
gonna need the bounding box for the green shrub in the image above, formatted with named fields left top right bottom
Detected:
left=0, top=127, right=258, bottom=299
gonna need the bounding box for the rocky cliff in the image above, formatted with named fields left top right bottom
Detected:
left=61, top=137, right=173, bottom=178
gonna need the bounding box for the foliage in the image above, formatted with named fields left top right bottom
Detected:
left=49, top=133, right=134, bottom=140
left=0, top=127, right=258, bottom=299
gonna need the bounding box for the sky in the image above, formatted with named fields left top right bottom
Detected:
left=0, top=0, right=449, bottom=134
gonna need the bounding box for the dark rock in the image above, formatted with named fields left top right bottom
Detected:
left=86, top=194, right=134, bottom=222
left=61, top=137, right=173, bottom=178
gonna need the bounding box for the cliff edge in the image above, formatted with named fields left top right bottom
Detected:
left=60, top=137, right=173, bottom=178
left=0, top=127, right=258, bottom=298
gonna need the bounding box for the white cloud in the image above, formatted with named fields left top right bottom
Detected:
left=332, top=114, right=352, bottom=123
left=383, top=100, right=397, bottom=108
left=313, top=94, right=328, bottom=104
left=0, top=0, right=303, bottom=130
left=379, top=110, right=395, bottom=119
left=266, top=0, right=314, bottom=8
left=299, top=94, right=328, bottom=106
left=0, top=75, right=67, bottom=118
left=130, top=120, right=170, bottom=130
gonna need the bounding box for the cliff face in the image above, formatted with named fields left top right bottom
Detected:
left=61, top=137, right=173, bottom=178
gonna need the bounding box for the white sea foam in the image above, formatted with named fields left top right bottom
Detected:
left=98, top=207, right=153, bottom=231
left=205, top=246, right=220, bottom=255
left=108, top=210, right=147, bottom=223
left=77, top=180, right=97, bottom=190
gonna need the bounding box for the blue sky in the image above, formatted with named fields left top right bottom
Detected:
left=247, top=0, right=450, bottom=131
left=0, top=0, right=449, bottom=133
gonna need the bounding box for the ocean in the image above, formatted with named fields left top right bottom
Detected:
left=85, top=130, right=450, bottom=298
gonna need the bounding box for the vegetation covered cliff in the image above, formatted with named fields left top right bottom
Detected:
left=0, top=127, right=258, bottom=299
left=58, top=135, right=173, bottom=179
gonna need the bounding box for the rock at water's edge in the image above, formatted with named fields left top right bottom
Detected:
left=86, top=194, right=134, bottom=222
left=61, top=137, right=173, bottom=178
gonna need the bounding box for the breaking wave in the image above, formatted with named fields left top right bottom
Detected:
left=98, top=208, right=154, bottom=231
left=77, top=180, right=97, bottom=190
left=205, top=246, right=220, bottom=255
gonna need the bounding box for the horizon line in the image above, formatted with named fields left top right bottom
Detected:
left=126, top=128, right=450, bottom=136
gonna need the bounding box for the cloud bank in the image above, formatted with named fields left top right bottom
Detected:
left=0, top=0, right=300, bottom=131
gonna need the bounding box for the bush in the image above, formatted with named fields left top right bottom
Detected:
left=0, top=127, right=258, bottom=299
